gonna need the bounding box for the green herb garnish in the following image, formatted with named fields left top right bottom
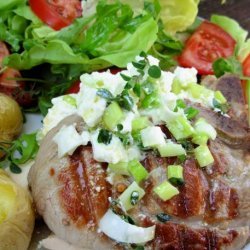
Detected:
left=97, top=129, right=112, bottom=145
left=148, top=65, right=161, bottom=78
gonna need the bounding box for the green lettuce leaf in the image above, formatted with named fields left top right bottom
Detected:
left=158, top=0, right=199, bottom=34
left=0, top=0, right=26, bottom=11
left=4, top=40, right=89, bottom=69
left=95, top=17, right=158, bottom=67
left=4, top=1, right=158, bottom=70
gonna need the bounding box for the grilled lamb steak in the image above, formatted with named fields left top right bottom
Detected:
left=29, top=75, right=250, bottom=249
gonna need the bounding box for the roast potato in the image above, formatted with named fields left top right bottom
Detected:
left=0, top=169, right=35, bottom=250
left=0, top=93, right=23, bottom=142
left=0, top=93, right=23, bottom=157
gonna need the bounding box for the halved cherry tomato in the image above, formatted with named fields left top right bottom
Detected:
left=178, top=21, right=236, bottom=75
left=66, top=67, right=122, bottom=94
left=29, top=0, right=82, bottom=30
left=0, top=42, right=35, bottom=107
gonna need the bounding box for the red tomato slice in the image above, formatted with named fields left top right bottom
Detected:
left=29, top=0, right=82, bottom=30
left=178, top=21, right=236, bottom=75
left=66, top=68, right=122, bottom=94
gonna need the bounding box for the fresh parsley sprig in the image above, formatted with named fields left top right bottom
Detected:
left=0, top=133, right=39, bottom=173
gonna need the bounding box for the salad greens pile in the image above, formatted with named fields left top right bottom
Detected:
left=0, top=0, right=200, bottom=114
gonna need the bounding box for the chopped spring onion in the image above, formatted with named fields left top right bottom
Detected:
left=154, top=181, right=179, bottom=201
left=214, top=90, right=227, bottom=104
left=166, top=116, right=194, bottom=140
left=194, top=118, right=217, bottom=140
left=108, top=162, right=130, bottom=176
left=157, top=141, right=186, bottom=157
left=192, top=134, right=208, bottom=145
left=99, top=209, right=155, bottom=244
left=194, top=145, right=214, bottom=167
left=140, top=92, right=159, bottom=109
left=63, top=95, right=77, bottom=107
left=174, top=99, right=186, bottom=111
left=187, top=83, right=213, bottom=99
left=167, top=165, right=184, bottom=186
left=119, top=181, right=145, bottom=211
left=103, top=102, right=124, bottom=130
left=184, top=107, right=199, bottom=120
left=171, top=79, right=182, bottom=94
left=132, top=117, right=150, bottom=132
left=128, top=160, right=149, bottom=183
left=140, top=126, right=165, bottom=147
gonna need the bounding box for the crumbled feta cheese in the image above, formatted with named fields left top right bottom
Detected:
left=174, top=66, right=197, bottom=86
left=80, top=71, right=126, bottom=96
left=91, top=130, right=127, bottom=164
left=42, top=96, right=77, bottom=137
left=77, top=85, right=106, bottom=127
left=53, top=125, right=83, bottom=158
left=81, top=131, right=90, bottom=145
left=120, top=111, right=137, bottom=133
left=141, top=126, right=165, bottom=147
left=127, top=145, right=143, bottom=161
left=160, top=71, right=175, bottom=93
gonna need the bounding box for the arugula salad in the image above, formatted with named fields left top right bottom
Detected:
left=0, top=0, right=249, bottom=172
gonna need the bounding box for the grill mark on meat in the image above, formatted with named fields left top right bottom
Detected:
left=209, top=140, right=228, bottom=176
left=142, top=220, right=239, bottom=250
left=205, top=180, right=239, bottom=223
left=58, top=146, right=110, bottom=228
